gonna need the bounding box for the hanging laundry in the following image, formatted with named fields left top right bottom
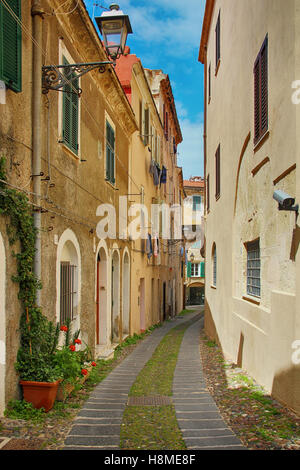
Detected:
left=146, top=233, right=153, bottom=259
left=153, top=234, right=158, bottom=257
left=149, top=159, right=160, bottom=186
left=160, top=165, right=167, bottom=186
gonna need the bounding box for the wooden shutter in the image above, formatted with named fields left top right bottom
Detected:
left=63, top=57, right=79, bottom=154
left=200, top=262, right=205, bottom=278
left=215, top=145, right=220, bottom=198
left=254, top=35, right=268, bottom=144
left=187, top=261, right=191, bottom=278
left=207, top=174, right=210, bottom=211
left=0, top=0, right=22, bottom=92
left=106, top=120, right=115, bottom=184
left=215, top=11, right=220, bottom=68
left=208, top=63, right=211, bottom=102
left=260, top=38, right=268, bottom=135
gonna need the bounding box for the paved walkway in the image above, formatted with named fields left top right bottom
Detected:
left=173, top=316, right=244, bottom=450
left=63, top=310, right=244, bottom=450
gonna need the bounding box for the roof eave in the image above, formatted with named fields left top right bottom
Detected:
left=199, top=0, right=215, bottom=63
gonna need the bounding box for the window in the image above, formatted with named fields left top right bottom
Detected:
left=212, top=243, right=217, bottom=286
left=254, top=35, right=268, bottom=145
left=215, top=145, right=220, bottom=199
left=106, top=120, right=115, bottom=184
left=193, top=195, right=201, bottom=212
left=191, top=263, right=200, bottom=277
left=0, top=0, right=22, bottom=92
left=246, top=239, right=261, bottom=297
left=62, top=56, right=79, bottom=154
left=207, top=174, right=210, bottom=211
left=215, top=11, right=221, bottom=70
left=208, top=63, right=211, bottom=102
left=144, top=107, right=149, bottom=145
left=60, top=262, right=77, bottom=324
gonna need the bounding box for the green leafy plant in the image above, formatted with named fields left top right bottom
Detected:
left=5, top=399, right=46, bottom=423
left=0, top=157, right=61, bottom=383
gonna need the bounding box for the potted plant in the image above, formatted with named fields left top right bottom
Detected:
left=54, top=323, right=96, bottom=401
left=15, top=308, right=62, bottom=412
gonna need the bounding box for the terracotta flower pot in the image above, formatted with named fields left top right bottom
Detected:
left=20, top=379, right=61, bottom=412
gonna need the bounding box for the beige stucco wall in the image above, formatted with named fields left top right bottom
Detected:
left=203, top=0, right=299, bottom=414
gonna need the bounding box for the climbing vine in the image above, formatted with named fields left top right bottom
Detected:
left=0, top=157, right=60, bottom=382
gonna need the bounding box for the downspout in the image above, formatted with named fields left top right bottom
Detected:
left=31, top=1, right=45, bottom=306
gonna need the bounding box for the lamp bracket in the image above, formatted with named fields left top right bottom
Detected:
left=42, top=61, right=115, bottom=94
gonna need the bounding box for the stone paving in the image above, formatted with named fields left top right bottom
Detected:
left=63, top=309, right=244, bottom=450
left=173, top=316, right=244, bottom=450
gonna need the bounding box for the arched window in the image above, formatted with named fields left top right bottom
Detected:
left=56, top=229, right=81, bottom=328
left=212, top=243, right=217, bottom=287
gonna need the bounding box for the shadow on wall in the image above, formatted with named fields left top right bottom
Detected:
left=204, top=299, right=300, bottom=417
left=272, top=365, right=300, bottom=416
left=290, top=224, right=300, bottom=261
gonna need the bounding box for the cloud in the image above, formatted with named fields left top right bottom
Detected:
left=177, top=117, right=204, bottom=179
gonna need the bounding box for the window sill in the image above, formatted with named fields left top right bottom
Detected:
left=242, top=295, right=260, bottom=306
left=215, top=59, right=221, bottom=77
left=215, top=194, right=220, bottom=201
left=254, top=130, right=269, bottom=153
left=211, top=284, right=216, bottom=290
left=105, top=179, right=117, bottom=190
left=61, top=143, right=79, bottom=161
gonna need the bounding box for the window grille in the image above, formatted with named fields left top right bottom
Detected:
left=246, top=240, right=261, bottom=297
left=60, top=262, right=77, bottom=325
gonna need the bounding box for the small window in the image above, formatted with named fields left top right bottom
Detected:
left=246, top=239, right=261, bottom=298
left=62, top=56, right=79, bottom=154
left=215, top=145, right=221, bottom=199
left=0, top=0, right=22, bottom=92
left=212, top=243, right=217, bottom=286
left=193, top=195, right=201, bottom=212
left=106, top=120, right=115, bottom=184
left=207, top=174, right=210, bottom=211
left=144, top=107, right=149, bottom=145
left=208, top=63, right=211, bottom=102
left=215, top=11, right=221, bottom=70
left=254, top=35, right=268, bottom=145
left=191, top=263, right=200, bottom=277
left=60, top=262, right=77, bottom=325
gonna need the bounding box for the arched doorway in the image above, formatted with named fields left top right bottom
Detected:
left=111, top=249, right=120, bottom=343
left=96, top=246, right=108, bottom=346
left=0, top=232, right=6, bottom=416
left=122, top=250, right=130, bottom=337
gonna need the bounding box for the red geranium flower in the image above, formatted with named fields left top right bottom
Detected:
left=91, top=361, right=96, bottom=367
left=60, top=325, right=68, bottom=332
left=81, top=369, right=88, bottom=376
left=69, top=344, right=76, bottom=351
left=74, top=339, right=82, bottom=344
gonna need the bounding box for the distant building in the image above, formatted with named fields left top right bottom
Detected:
left=183, top=177, right=205, bottom=306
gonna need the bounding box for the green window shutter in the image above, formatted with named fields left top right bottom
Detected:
left=200, top=262, right=205, bottom=278
left=106, top=121, right=115, bottom=184
left=187, top=262, right=191, bottom=278
left=62, top=57, right=79, bottom=154
left=0, top=0, right=22, bottom=92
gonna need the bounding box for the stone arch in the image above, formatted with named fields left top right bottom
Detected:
left=95, top=240, right=109, bottom=347
left=0, top=232, right=6, bottom=417
left=122, top=248, right=130, bottom=337
left=111, top=246, right=120, bottom=343
left=56, top=229, right=81, bottom=333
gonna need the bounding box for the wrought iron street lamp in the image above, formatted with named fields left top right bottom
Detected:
left=95, top=3, right=133, bottom=60
left=42, top=3, right=132, bottom=95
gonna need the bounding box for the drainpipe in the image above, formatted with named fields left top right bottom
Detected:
left=31, top=1, right=45, bottom=306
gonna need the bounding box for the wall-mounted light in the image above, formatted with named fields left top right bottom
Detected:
left=42, top=4, right=132, bottom=94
